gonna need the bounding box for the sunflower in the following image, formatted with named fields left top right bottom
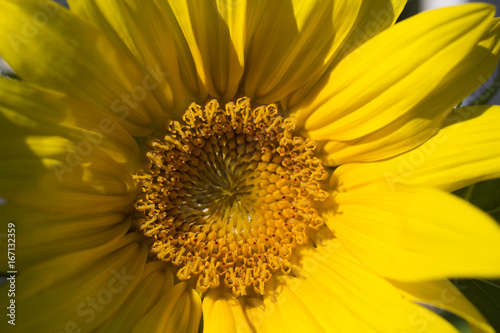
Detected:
left=1, top=0, right=500, bottom=332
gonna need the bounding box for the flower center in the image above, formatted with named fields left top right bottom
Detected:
left=133, top=97, right=328, bottom=297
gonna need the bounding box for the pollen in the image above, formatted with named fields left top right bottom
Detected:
left=133, top=97, right=328, bottom=297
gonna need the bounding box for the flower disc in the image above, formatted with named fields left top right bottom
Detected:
left=134, top=97, right=328, bottom=296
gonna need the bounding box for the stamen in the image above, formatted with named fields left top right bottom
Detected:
left=133, top=97, right=328, bottom=297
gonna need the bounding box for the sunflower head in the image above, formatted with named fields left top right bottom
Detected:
left=133, top=97, right=328, bottom=297
left=3, top=0, right=500, bottom=332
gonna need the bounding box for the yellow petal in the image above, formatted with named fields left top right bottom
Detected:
left=0, top=233, right=147, bottom=332
left=299, top=3, right=494, bottom=136
left=284, top=0, right=406, bottom=110
left=1, top=204, right=131, bottom=269
left=0, top=78, right=139, bottom=165
left=335, top=105, right=500, bottom=192
left=13, top=232, right=143, bottom=299
left=0, top=93, right=138, bottom=267
left=245, top=0, right=356, bottom=103
left=0, top=81, right=137, bottom=213
left=213, top=0, right=267, bottom=101
left=399, top=104, right=500, bottom=191
left=203, top=290, right=252, bottom=333
left=391, top=279, right=495, bottom=333
left=131, top=282, right=201, bottom=333
left=245, top=239, right=459, bottom=332
left=95, top=262, right=174, bottom=332
left=0, top=135, right=135, bottom=214
left=164, top=0, right=251, bottom=101
left=68, top=0, right=205, bottom=116
left=329, top=182, right=500, bottom=281
left=0, top=0, right=164, bottom=136
left=321, top=18, right=500, bottom=165
left=326, top=0, right=406, bottom=62
left=244, top=278, right=325, bottom=332
left=295, top=4, right=498, bottom=162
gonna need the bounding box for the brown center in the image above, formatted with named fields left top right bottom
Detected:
left=133, top=97, right=328, bottom=297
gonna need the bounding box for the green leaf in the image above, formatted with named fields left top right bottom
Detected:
left=453, top=179, right=500, bottom=331
left=454, top=178, right=500, bottom=224
left=452, top=279, right=500, bottom=331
